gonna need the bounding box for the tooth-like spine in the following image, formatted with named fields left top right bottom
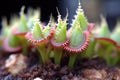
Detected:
left=77, top=2, right=84, bottom=14
left=71, top=1, right=88, bottom=29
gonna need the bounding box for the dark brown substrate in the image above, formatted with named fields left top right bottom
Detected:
left=0, top=52, right=120, bottom=80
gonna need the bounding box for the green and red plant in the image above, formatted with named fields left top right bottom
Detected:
left=1, top=1, right=120, bottom=75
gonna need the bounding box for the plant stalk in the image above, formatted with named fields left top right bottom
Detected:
left=37, top=44, right=49, bottom=64
left=54, top=48, right=62, bottom=64
left=68, top=54, right=77, bottom=68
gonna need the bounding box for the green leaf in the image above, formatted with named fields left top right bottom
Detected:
left=72, top=2, right=88, bottom=30
left=32, top=20, right=43, bottom=40
left=18, top=6, right=28, bottom=32
left=43, top=25, right=50, bottom=37
left=105, top=45, right=119, bottom=66
left=1, top=17, right=10, bottom=38
left=98, top=17, right=110, bottom=37
left=54, top=15, right=67, bottom=42
left=70, top=23, right=83, bottom=47
left=8, top=34, right=20, bottom=47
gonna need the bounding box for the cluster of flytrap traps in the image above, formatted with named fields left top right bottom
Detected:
left=0, top=1, right=120, bottom=75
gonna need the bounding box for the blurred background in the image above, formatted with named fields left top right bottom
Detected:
left=0, top=0, right=120, bottom=30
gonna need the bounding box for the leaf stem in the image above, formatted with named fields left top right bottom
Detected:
left=19, top=36, right=28, bottom=55
left=54, top=48, right=62, bottom=64
left=37, top=44, right=49, bottom=64
left=68, top=54, right=77, bottom=68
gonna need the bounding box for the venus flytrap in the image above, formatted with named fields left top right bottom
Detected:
left=65, top=23, right=89, bottom=68
left=94, top=17, right=120, bottom=66
left=2, top=31, right=22, bottom=53
left=98, top=16, right=110, bottom=38
left=63, top=2, right=92, bottom=68
left=33, top=20, right=48, bottom=64
left=50, top=11, right=68, bottom=64
left=0, top=18, right=21, bottom=53
left=25, top=19, right=55, bottom=64
left=26, top=20, right=47, bottom=64
left=12, top=6, right=29, bottom=55
left=67, top=23, right=83, bottom=67
left=95, top=16, right=112, bottom=57
left=96, top=38, right=119, bottom=66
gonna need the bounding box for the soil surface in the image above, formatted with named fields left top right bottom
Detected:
left=0, top=52, right=120, bottom=80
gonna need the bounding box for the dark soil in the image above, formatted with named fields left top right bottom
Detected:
left=0, top=52, right=120, bottom=80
